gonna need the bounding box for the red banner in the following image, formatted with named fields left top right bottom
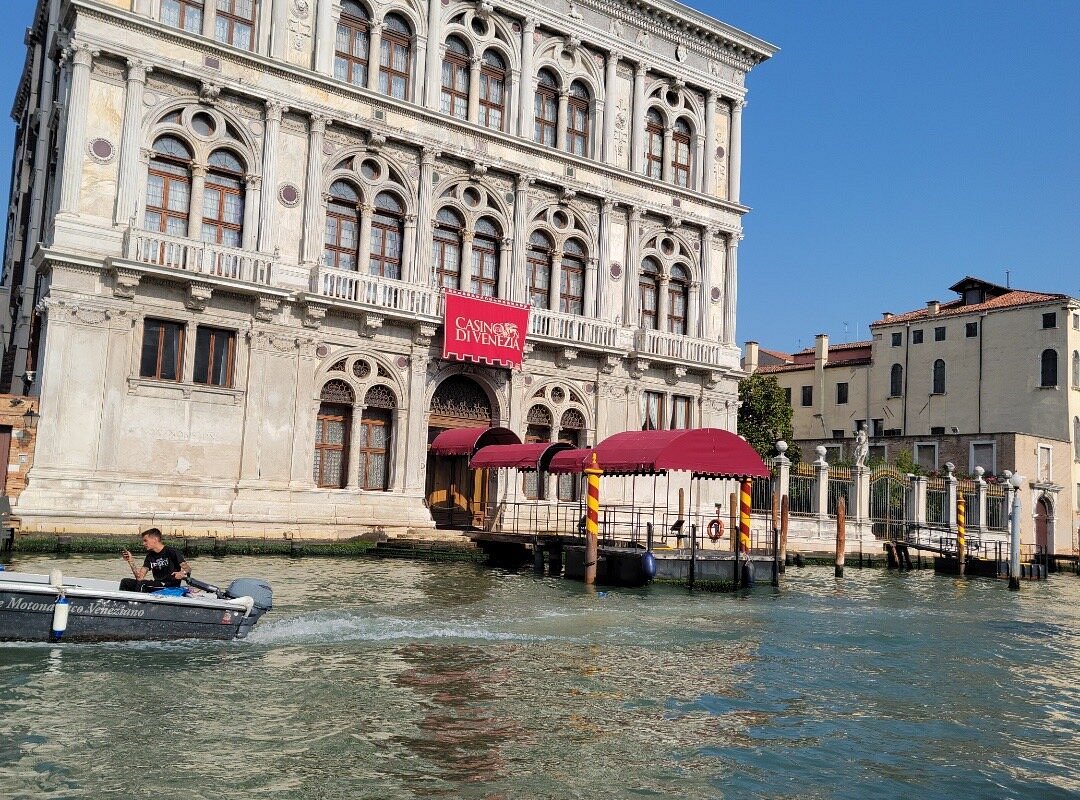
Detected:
left=442, top=290, right=530, bottom=369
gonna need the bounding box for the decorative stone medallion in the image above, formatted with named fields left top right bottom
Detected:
left=87, top=138, right=115, bottom=164
left=279, top=183, right=301, bottom=207
left=610, top=262, right=623, bottom=280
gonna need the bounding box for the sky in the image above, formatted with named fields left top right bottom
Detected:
left=0, top=1, right=1076, bottom=355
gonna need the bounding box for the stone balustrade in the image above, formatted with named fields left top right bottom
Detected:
left=126, top=229, right=275, bottom=286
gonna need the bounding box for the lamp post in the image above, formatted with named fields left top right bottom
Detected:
left=1008, top=471, right=1023, bottom=591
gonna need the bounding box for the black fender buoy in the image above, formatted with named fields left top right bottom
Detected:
left=741, top=560, right=755, bottom=588
left=641, top=551, right=657, bottom=581
left=795, top=553, right=805, bottom=568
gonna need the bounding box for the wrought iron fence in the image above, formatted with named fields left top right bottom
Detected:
left=827, top=467, right=853, bottom=516
left=789, top=463, right=815, bottom=516
left=750, top=475, right=773, bottom=513
left=987, top=484, right=1008, bottom=531
left=870, top=467, right=908, bottom=539
left=926, top=479, right=947, bottom=525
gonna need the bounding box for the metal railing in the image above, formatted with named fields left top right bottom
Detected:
left=788, top=463, right=815, bottom=516
left=750, top=475, right=773, bottom=513
left=127, top=229, right=274, bottom=285
left=986, top=486, right=1008, bottom=531
left=926, top=480, right=947, bottom=525
left=827, top=468, right=853, bottom=516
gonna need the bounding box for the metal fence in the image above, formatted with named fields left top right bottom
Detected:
left=827, top=468, right=853, bottom=515
left=870, top=468, right=908, bottom=539
left=926, top=479, right=947, bottom=525
left=789, top=462, right=815, bottom=516
left=987, top=485, right=1008, bottom=531
left=750, top=475, right=773, bottom=513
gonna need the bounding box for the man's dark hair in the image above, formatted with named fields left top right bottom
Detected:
left=141, top=527, right=163, bottom=540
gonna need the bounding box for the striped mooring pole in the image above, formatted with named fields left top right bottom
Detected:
left=583, top=453, right=603, bottom=585
left=956, top=495, right=966, bottom=576
left=739, top=479, right=752, bottom=555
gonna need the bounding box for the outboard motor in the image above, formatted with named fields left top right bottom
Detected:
left=226, top=578, right=273, bottom=615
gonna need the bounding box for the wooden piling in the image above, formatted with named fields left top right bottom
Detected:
left=780, top=496, right=789, bottom=574
left=771, top=492, right=781, bottom=587
left=583, top=454, right=603, bottom=585
left=835, top=497, right=846, bottom=578
left=729, top=492, right=738, bottom=552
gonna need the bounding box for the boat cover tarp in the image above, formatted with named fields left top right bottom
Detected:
left=470, top=441, right=572, bottom=471
left=428, top=426, right=521, bottom=456
left=590, top=428, right=769, bottom=478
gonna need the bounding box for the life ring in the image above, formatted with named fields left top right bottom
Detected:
left=707, top=519, right=724, bottom=542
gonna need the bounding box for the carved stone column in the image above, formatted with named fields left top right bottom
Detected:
left=602, top=50, right=619, bottom=164
left=517, top=18, right=536, bottom=136
left=583, top=258, right=599, bottom=319
left=414, top=148, right=436, bottom=283
left=498, top=237, right=513, bottom=299
left=510, top=173, right=532, bottom=302
left=367, top=24, right=384, bottom=92
left=346, top=404, right=365, bottom=490
left=302, top=114, right=327, bottom=263
left=468, top=56, right=482, bottom=124
left=596, top=198, right=612, bottom=318
left=556, top=90, right=569, bottom=151
left=661, top=126, right=674, bottom=183
left=704, top=90, right=718, bottom=195
left=657, top=274, right=671, bottom=332
left=314, top=0, right=336, bottom=74
left=115, top=59, right=150, bottom=225
left=188, top=164, right=207, bottom=241
left=424, top=0, right=443, bottom=109
left=459, top=230, right=475, bottom=292
left=59, top=43, right=95, bottom=214
left=242, top=175, right=261, bottom=251
left=390, top=408, right=409, bottom=491
left=631, top=63, right=646, bottom=173
left=728, top=98, right=744, bottom=203
left=401, top=213, right=416, bottom=282
left=258, top=100, right=286, bottom=253
left=700, top=226, right=716, bottom=339
left=269, top=0, right=289, bottom=58
left=688, top=281, right=701, bottom=338
left=624, top=206, right=642, bottom=325
left=357, top=204, right=374, bottom=275
left=548, top=250, right=564, bottom=312
left=723, top=232, right=740, bottom=344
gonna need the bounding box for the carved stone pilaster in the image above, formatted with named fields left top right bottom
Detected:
left=254, top=295, right=281, bottom=322
left=186, top=282, right=213, bottom=312
left=111, top=267, right=141, bottom=299
left=302, top=301, right=327, bottom=329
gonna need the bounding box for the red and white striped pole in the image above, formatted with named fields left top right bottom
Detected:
left=584, top=453, right=603, bottom=585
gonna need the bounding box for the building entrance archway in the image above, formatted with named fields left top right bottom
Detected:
left=426, top=374, right=495, bottom=528
left=1035, top=496, right=1052, bottom=555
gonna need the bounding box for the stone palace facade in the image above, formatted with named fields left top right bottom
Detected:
left=1, top=0, right=775, bottom=537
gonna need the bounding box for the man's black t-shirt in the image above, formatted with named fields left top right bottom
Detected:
left=143, top=546, right=186, bottom=587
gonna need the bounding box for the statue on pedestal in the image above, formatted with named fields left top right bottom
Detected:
left=853, top=424, right=869, bottom=468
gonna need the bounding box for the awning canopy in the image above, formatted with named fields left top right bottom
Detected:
left=547, top=448, right=597, bottom=474
left=469, top=441, right=573, bottom=471
left=429, top=426, right=521, bottom=457
left=591, top=428, right=769, bottom=478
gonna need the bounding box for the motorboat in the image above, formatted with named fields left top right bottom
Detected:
left=0, top=567, right=272, bottom=642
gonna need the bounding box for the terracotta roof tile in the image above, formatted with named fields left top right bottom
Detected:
left=871, top=291, right=1068, bottom=326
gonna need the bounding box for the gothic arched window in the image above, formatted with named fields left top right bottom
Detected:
left=441, top=36, right=470, bottom=119
left=668, top=264, right=689, bottom=335
left=523, top=404, right=553, bottom=500
left=433, top=207, right=464, bottom=290
left=370, top=192, right=404, bottom=279
left=359, top=385, right=395, bottom=491
left=645, top=109, right=664, bottom=179
left=560, top=238, right=586, bottom=315
left=527, top=231, right=552, bottom=308
left=479, top=50, right=507, bottom=130
left=379, top=14, right=412, bottom=100
left=1041, top=349, right=1058, bottom=388
left=471, top=217, right=501, bottom=297
left=335, top=0, right=370, bottom=86
left=324, top=180, right=361, bottom=270
left=314, top=380, right=355, bottom=489
left=639, top=257, right=661, bottom=330
left=202, top=149, right=245, bottom=247
left=534, top=69, right=559, bottom=146
left=566, top=81, right=591, bottom=156
left=145, top=135, right=193, bottom=238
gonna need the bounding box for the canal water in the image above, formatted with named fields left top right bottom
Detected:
left=1, top=554, right=1077, bottom=799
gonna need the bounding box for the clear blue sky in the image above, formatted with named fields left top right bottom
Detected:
left=0, top=1, right=1076, bottom=354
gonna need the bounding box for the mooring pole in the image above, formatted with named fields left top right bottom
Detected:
left=835, top=497, right=846, bottom=578
left=1008, top=473, right=1023, bottom=591
left=780, top=495, right=789, bottom=572
left=771, top=492, right=780, bottom=587
left=956, top=495, right=966, bottom=577
left=729, top=492, right=738, bottom=552
left=739, top=478, right=752, bottom=586
left=688, top=522, right=697, bottom=591
left=584, top=454, right=603, bottom=586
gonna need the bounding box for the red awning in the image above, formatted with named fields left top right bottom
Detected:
left=547, top=448, right=597, bottom=474
left=591, top=428, right=768, bottom=478
left=429, top=426, right=521, bottom=456
left=469, top=441, right=573, bottom=471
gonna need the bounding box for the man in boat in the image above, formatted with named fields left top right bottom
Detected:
left=120, top=528, right=190, bottom=593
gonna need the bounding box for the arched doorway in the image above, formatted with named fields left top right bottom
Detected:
left=426, top=375, right=494, bottom=529
left=1035, top=496, right=1052, bottom=555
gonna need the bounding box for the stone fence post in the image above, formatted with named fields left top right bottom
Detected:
left=973, top=467, right=988, bottom=531
left=945, top=462, right=958, bottom=530
left=814, top=445, right=829, bottom=520
left=852, top=465, right=870, bottom=522
left=773, top=441, right=791, bottom=507
left=907, top=474, right=927, bottom=528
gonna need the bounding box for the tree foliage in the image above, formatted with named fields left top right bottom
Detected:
left=737, top=373, right=800, bottom=463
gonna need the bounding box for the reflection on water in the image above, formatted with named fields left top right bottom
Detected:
left=0, top=554, right=1078, bottom=799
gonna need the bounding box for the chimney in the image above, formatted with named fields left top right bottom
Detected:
left=815, top=333, right=829, bottom=366
left=882, top=311, right=893, bottom=321
left=927, top=300, right=940, bottom=315
left=743, top=341, right=759, bottom=373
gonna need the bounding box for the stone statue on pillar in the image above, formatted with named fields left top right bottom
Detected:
left=853, top=424, right=869, bottom=468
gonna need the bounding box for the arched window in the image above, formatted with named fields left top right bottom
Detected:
left=645, top=109, right=664, bottom=179
left=359, top=385, right=395, bottom=491
left=668, top=264, right=689, bottom=334
left=557, top=408, right=587, bottom=502
left=890, top=363, right=903, bottom=397
left=526, top=231, right=552, bottom=308
left=932, top=359, right=946, bottom=395
left=145, top=136, right=193, bottom=237
left=440, top=36, right=470, bottom=119
left=566, top=81, right=591, bottom=156
left=324, top=180, right=361, bottom=270
left=370, top=192, right=404, bottom=279
left=560, top=239, right=586, bottom=315
left=335, top=1, right=370, bottom=86
left=161, top=0, right=204, bottom=33
left=314, top=380, right=355, bottom=489
left=1041, top=349, right=1058, bottom=387
left=523, top=404, right=553, bottom=500
left=379, top=14, right=411, bottom=100
left=534, top=69, right=559, bottom=146
left=202, top=150, right=245, bottom=247
left=672, top=118, right=692, bottom=187
left=214, top=0, right=256, bottom=50
left=639, top=257, right=661, bottom=329
left=479, top=50, right=506, bottom=130
left=1072, top=350, right=1079, bottom=389
left=433, top=207, right=464, bottom=290
left=471, top=217, right=500, bottom=297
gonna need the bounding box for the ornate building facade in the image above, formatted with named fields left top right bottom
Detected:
left=1, top=0, right=775, bottom=537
